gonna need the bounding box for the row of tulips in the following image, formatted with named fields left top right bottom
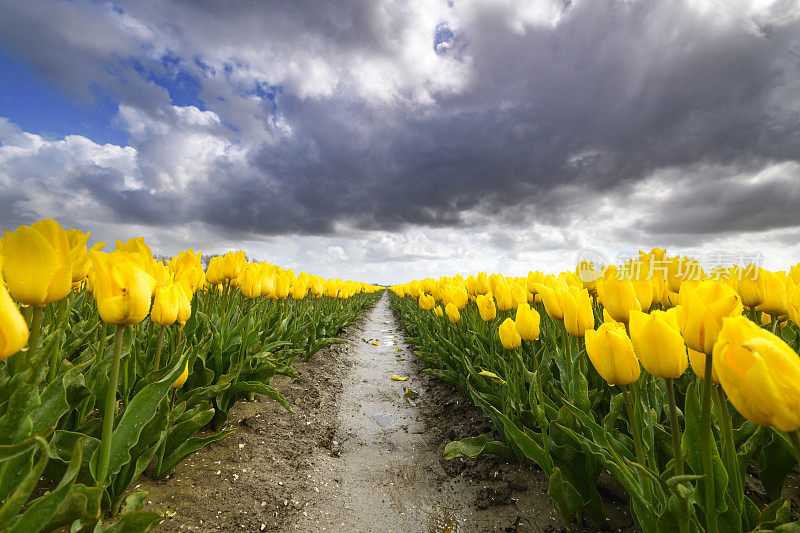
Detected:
left=0, top=219, right=381, bottom=532
left=390, top=250, right=800, bottom=532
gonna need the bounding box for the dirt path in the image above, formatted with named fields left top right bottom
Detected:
left=142, top=293, right=634, bottom=532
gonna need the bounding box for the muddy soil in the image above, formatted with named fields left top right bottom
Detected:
left=142, top=293, right=635, bottom=532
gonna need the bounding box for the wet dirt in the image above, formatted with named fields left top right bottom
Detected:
left=141, top=293, right=636, bottom=532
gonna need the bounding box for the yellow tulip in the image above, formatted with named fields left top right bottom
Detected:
left=598, top=266, right=652, bottom=323
left=476, top=294, right=497, bottom=322
left=2, top=219, right=79, bottom=305
left=445, top=302, right=460, bottom=323
left=274, top=272, right=290, bottom=299
left=757, top=270, right=789, bottom=317
left=498, top=318, right=522, bottom=349
left=151, top=284, right=180, bottom=326
left=666, top=256, right=705, bottom=293
left=712, top=316, right=800, bottom=431
left=175, top=281, right=192, bottom=326
left=688, top=347, right=719, bottom=383
left=515, top=303, right=540, bottom=341
left=677, top=279, right=742, bottom=354
left=510, top=283, right=528, bottom=309
left=532, top=278, right=566, bottom=320
left=629, top=308, right=688, bottom=379
left=172, top=360, right=189, bottom=389
left=239, top=263, right=262, bottom=298
left=418, top=293, right=435, bottom=310
left=585, top=322, right=641, bottom=386
left=67, top=228, right=97, bottom=283
left=475, top=273, right=490, bottom=295
left=205, top=256, right=226, bottom=285
left=90, top=250, right=156, bottom=325
left=0, top=283, right=28, bottom=361
left=292, top=278, right=308, bottom=300
left=222, top=251, right=247, bottom=281
left=563, top=286, right=594, bottom=337
left=731, top=268, right=765, bottom=307
left=434, top=305, right=444, bottom=318
left=494, top=283, right=514, bottom=312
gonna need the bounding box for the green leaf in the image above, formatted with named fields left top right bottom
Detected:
left=547, top=467, right=584, bottom=529
left=155, top=430, right=234, bottom=478
left=442, top=435, right=511, bottom=460
left=0, top=437, right=48, bottom=527
left=121, top=490, right=149, bottom=514
left=89, top=355, right=185, bottom=482
left=758, top=429, right=797, bottom=501
left=102, top=510, right=164, bottom=532
left=7, top=437, right=83, bottom=533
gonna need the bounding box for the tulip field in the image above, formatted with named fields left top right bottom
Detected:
left=1, top=221, right=800, bottom=532
left=0, top=219, right=380, bottom=532
left=390, top=254, right=800, bottom=532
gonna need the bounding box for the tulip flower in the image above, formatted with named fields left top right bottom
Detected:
left=240, top=263, right=262, bottom=299
left=628, top=308, right=688, bottom=379
left=151, top=284, right=181, bottom=326
left=510, top=283, right=528, bottom=309
left=532, top=277, right=567, bottom=320
left=757, top=270, right=790, bottom=317
left=788, top=284, right=800, bottom=327
left=2, top=219, right=84, bottom=306
left=274, top=272, right=291, bottom=299
left=563, top=286, right=594, bottom=337
left=90, top=250, right=156, bottom=326
left=586, top=322, right=646, bottom=465
left=629, top=307, right=689, bottom=475
left=292, top=278, right=308, bottom=300
left=735, top=265, right=766, bottom=309
left=515, top=303, right=540, bottom=341
left=434, top=305, right=444, bottom=318
left=445, top=302, right=460, bottom=324
left=712, top=316, right=800, bottom=432
left=476, top=294, right=497, bottom=322
left=498, top=318, right=522, bottom=349
left=494, top=283, right=514, bottom=312
left=205, top=256, right=226, bottom=285
left=666, top=256, right=705, bottom=293
left=419, top=293, right=436, bottom=311
left=585, top=322, right=641, bottom=386
left=598, top=266, right=645, bottom=323
left=677, top=279, right=743, bottom=354
left=0, top=282, right=28, bottom=361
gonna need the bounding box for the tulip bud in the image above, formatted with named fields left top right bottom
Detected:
left=434, top=305, right=444, bottom=318
left=515, top=303, right=540, bottom=341
left=445, top=302, right=460, bottom=323
left=175, top=281, right=192, bottom=326
left=677, top=280, right=743, bottom=354
left=498, top=318, right=522, bottom=349
left=629, top=308, right=688, bottom=379
left=585, top=322, right=640, bottom=386
left=712, top=316, right=800, bottom=431
left=563, top=286, right=594, bottom=337
left=476, top=294, right=496, bottom=322
left=0, top=282, right=29, bottom=361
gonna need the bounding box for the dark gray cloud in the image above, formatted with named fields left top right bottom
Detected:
left=1, top=0, right=799, bottom=261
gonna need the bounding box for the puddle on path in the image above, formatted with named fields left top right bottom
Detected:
left=288, top=292, right=476, bottom=532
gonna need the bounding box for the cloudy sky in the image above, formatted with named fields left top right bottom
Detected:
left=1, top=0, right=799, bottom=284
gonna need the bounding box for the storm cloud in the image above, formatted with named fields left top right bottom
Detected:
left=1, top=0, right=799, bottom=282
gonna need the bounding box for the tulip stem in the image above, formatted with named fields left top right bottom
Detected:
left=561, top=323, right=573, bottom=398
left=622, top=384, right=646, bottom=466
left=701, top=354, right=718, bottom=533
left=714, top=385, right=742, bottom=509
left=17, top=305, right=42, bottom=375
left=154, top=325, right=165, bottom=370
left=238, top=298, right=253, bottom=373
left=97, top=324, right=125, bottom=487
left=665, top=378, right=684, bottom=475
left=788, top=430, right=800, bottom=465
